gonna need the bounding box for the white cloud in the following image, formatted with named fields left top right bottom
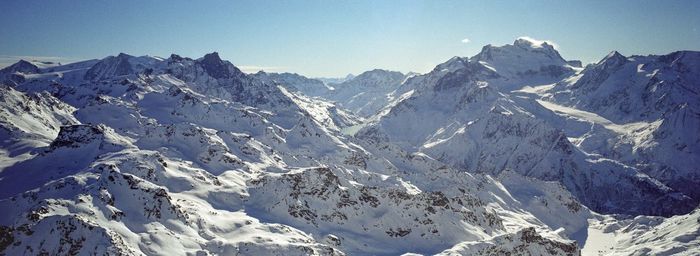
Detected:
left=237, top=65, right=286, bottom=74
left=461, top=38, right=471, bottom=43
left=516, top=36, right=559, bottom=50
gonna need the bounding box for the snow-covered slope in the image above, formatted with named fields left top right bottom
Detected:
left=0, top=52, right=604, bottom=255
left=581, top=207, right=700, bottom=256
left=0, top=84, right=78, bottom=155
left=437, top=227, right=579, bottom=256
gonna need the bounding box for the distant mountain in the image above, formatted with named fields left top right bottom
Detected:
left=323, top=69, right=414, bottom=118
left=258, top=69, right=416, bottom=119
left=0, top=59, right=41, bottom=74
left=253, top=71, right=333, bottom=97
left=315, top=73, right=355, bottom=85
left=0, top=60, right=42, bottom=86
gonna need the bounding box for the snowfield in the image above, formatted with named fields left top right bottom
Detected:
left=0, top=39, right=698, bottom=255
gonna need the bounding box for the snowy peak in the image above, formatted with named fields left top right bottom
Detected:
left=513, top=37, right=557, bottom=51
left=196, top=52, right=244, bottom=79
left=84, top=53, right=134, bottom=80
left=432, top=56, right=469, bottom=74
left=83, top=53, right=161, bottom=81
left=595, top=51, right=628, bottom=70
left=355, top=69, right=404, bottom=80
left=470, top=38, right=573, bottom=81
left=201, top=51, right=222, bottom=62
left=253, top=71, right=330, bottom=97
left=0, top=60, right=40, bottom=75
left=315, top=73, right=356, bottom=85
left=338, top=69, right=406, bottom=89
left=344, top=73, right=356, bottom=81
left=168, top=53, right=190, bottom=62
left=474, top=37, right=565, bottom=63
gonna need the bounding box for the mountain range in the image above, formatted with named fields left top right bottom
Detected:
left=0, top=37, right=698, bottom=255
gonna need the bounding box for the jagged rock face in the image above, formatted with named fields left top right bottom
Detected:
left=160, top=52, right=297, bottom=110
left=196, top=52, right=245, bottom=79
left=248, top=167, right=504, bottom=254
left=49, top=124, right=106, bottom=149
left=438, top=227, right=580, bottom=256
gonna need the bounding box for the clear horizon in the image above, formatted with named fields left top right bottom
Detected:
left=1, top=0, right=699, bottom=77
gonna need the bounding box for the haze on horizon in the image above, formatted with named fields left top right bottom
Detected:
left=1, top=0, right=699, bottom=77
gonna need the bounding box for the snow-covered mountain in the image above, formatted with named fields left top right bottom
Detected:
left=0, top=60, right=44, bottom=86
left=253, top=71, right=333, bottom=97
left=544, top=51, right=700, bottom=201
left=0, top=39, right=698, bottom=255
left=321, top=69, right=414, bottom=118
left=358, top=39, right=696, bottom=217
left=315, top=74, right=356, bottom=86
left=470, top=37, right=577, bottom=86
left=261, top=69, right=415, bottom=119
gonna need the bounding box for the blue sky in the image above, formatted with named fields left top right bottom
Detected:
left=1, top=0, right=698, bottom=77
